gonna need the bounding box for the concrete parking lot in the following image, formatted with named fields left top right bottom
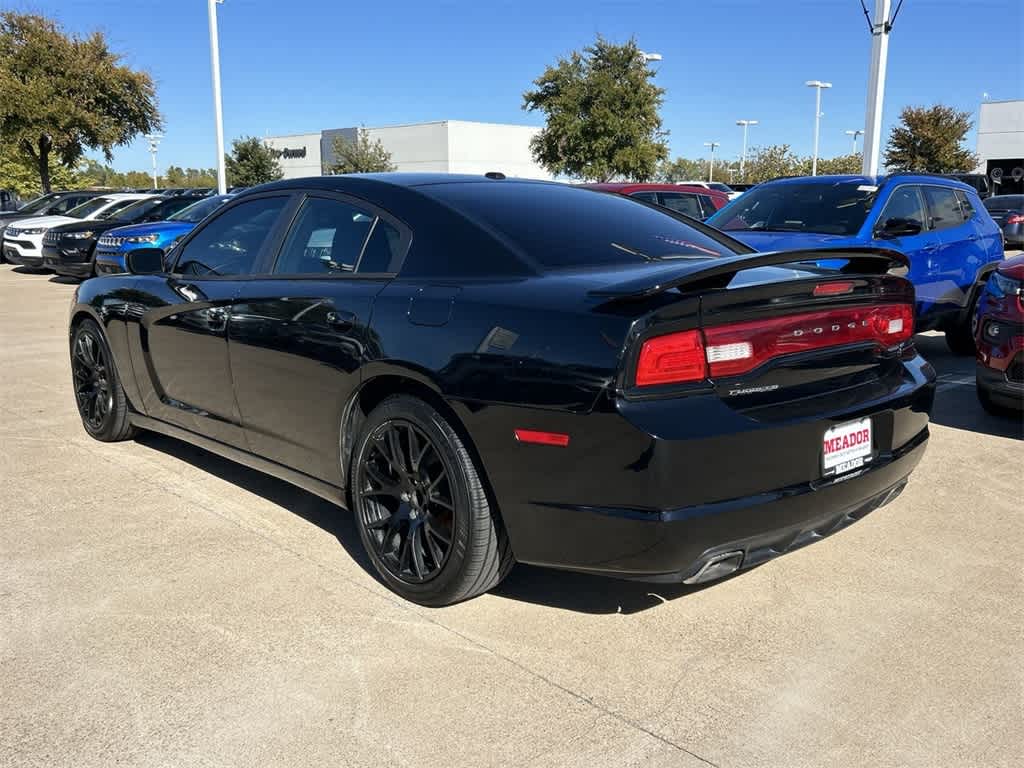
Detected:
left=1, top=264, right=1021, bottom=768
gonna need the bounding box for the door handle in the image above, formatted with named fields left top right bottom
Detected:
left=325, top=310, right=356, bottom=330
left=206, top=306, right=228, bottom=332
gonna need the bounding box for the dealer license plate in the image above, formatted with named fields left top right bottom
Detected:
left=822, top=418, right=873, bottom=476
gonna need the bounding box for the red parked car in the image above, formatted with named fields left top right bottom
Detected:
left=975, top=253, right=1024, bottom=413
left=580, top=183, right=729, bottom=221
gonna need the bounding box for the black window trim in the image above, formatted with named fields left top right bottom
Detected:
left=167, top=190, right=299, bottom=280
left=258, top=189, right=413, bottom=280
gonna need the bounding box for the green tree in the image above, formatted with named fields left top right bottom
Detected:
left=884, top=105, right=978, bottom=173
left=522, top=36, right=668, bottom=181
left=742, top=144, right=807, bottom=183
left=0, top=12, right=161, bottom=192
left=328, top=128, right=395, bottom=174
left=657, top=156, right=736, bottom=184
left=816, top=153, right=863, bottom=176
left=225, top=137, right=283, bottom=187
left=0, top=141, right=86, bottom=196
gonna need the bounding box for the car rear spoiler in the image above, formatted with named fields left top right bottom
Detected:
left=587, top=247, right=909, bottom=303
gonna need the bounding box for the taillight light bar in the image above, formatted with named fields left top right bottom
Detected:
left=634, top=304, right=914, bottom=387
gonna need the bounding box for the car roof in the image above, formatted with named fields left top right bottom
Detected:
left=578, top=182, right=728, bottom=197
left=756, top=173, right=976, bottom=193
left=251, top=172, right=566, bottom=194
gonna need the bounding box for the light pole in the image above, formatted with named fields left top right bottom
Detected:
left=861, top=0, right=892, bottom=176
left=208, top=0, right=227, bottom=194
left=144, top=134, right=163, bottom=189
left=845, top=129, right=864, bottom=154
left=735, top=120, right=758, bottom=181
left=703, top=141, right=720, bottom=182
left=806, top=80, right=832, bottom=176
left=638, top=50, right=663, bottom=63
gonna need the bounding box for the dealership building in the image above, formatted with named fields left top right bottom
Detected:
left=977, top=100, right=1024, bottom=195
left=263, top=120, right=552, bottom=181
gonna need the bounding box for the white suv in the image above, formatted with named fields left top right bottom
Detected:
left=3, top=193, right=156, bottom=269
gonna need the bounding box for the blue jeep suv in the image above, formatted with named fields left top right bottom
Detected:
left=707, top=174, right=1005, bottom=354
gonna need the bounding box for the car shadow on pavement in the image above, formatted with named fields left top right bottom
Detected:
left=914, top=333, right=1022, bottom=441
left=48, top=275, right=80, bottom=285
left=133, top=431, right=730, bottom=615
left=133, top=432, right=378, bottom=576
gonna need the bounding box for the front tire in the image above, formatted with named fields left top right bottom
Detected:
left=349, top=395, right=512, bottom=606
left=70, top=319, right=137, bottom=442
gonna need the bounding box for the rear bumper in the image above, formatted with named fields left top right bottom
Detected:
left=468, top=350, right=935, bottom=581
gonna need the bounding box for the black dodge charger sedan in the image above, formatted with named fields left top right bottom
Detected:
left=68, top=174, right=936, bottom=605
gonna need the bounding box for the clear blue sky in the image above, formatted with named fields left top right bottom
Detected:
left=16, top=0, right=1024, bottom=173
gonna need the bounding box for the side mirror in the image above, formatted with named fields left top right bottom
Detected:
left=876, top=217, right=922, bottom=239
left=126, top=247, right=166, bottom=275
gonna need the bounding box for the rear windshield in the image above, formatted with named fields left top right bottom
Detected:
left=984, top=195, right=1023, bottom=211
left=419, top=182, right=736, bottom=269
left=708, top=181, right=876, bottom=236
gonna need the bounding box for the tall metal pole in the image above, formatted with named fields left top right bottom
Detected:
left=861, top=0, right=892, bottom=176
left=736, top=120, right=758, bottom=181
left=806, top=81, right=832, bottom=176
left=846, top=129, right=864, bottom=154
left=208, top=0, right=227, bottom=194
left=145, top=134, right=162, bottom=189
left=704, top=142, right=720, bottom=182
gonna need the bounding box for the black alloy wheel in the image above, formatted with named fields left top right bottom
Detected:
left=350, top=395, right=513, bottom=606
left=72, top=328, right=113, bottom=431
left=70, top=319, right=136, bottom=442
left=357, top=420, right=455, bottom=583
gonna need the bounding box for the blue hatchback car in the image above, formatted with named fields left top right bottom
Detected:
left=94, top=194, right=233, bottom=275
left=707, top=175, right=1005, bottom=354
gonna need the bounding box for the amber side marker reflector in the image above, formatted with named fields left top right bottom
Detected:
left=514, top=429, right=570, bottom=447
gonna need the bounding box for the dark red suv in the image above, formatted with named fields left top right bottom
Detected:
left=975, top=253, right=1024, bottom=413
left=579, top=183, right=729, bottom=220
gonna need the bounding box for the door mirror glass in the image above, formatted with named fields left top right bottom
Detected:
left=126, top=247, right=166, bottom=275
left=877, top=217, right=922, bottom=238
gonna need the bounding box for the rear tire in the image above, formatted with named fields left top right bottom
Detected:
left=70, top=319, right=137, bottom=442
left=945, top=291, right=980, bottom=356
left=349, top=395, right=512, bottom=606
left=977, top=381, right=1018, bottom=417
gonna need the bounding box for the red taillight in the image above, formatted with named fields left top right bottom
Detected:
left=1006, top=214, right=1024, bottom=225
left=513, top=429, right=570, bottom=447
left=634, top=305, right=914, bottom=386
left=635, top=329, right=707, bottom=386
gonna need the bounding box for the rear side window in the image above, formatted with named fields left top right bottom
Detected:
left=923, top=186, right=963, bottom=231
left=421, top=182, right=733, bottom=269
left=658, top=192, right=703, bottom=219
left=274, top=197, right=374, bottom=275
left=954, top=190, right=975, bottom=221
left=174, top=196, right=288, bottom=277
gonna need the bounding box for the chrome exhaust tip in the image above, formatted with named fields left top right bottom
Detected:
left=683, top=550, right=744, bottom=585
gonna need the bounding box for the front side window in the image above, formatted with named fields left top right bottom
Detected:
left=174, top=196, right=288, bottom=277
left=95, top=199, right=145, bottom=220
left=658, top=192, right=703, bottom=219
left=877, top=186, right=926, bottom=229
left=923, top=186, right=962, bottom=231
left=273, top=197, right=380, bottom=275
left=708, top=182, right=876, bottom=236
